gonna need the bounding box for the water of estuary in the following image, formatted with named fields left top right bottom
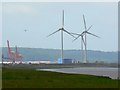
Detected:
left=37, top=67, right=119, bottom=79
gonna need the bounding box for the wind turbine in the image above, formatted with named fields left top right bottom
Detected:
left=72, top=15, right=100, bottom=63
left=47, top=10, right=75, bottom=64
left=70, top=25, right=92, bottom=63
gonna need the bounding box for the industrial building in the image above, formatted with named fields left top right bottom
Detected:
left=57, top=58, right=73, bottom=64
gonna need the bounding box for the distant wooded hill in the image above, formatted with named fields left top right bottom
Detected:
left=2, top=47, right=118, bottom=63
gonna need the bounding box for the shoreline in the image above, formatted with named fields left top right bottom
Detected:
left=1, top=63, right=118, bottom=69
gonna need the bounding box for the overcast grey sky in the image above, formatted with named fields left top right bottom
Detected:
left=2, top=2, right=118, bottom=51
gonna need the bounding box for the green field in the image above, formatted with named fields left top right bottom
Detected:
left=2, top=67, right=118, bottom=88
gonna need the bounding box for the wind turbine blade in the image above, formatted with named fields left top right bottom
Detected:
left=72, top=35, right=81, bottom=42
left=83, top=14, right=87, bottom=30
left=86, top=31, right=100, bottom=38
left=47, top=29, right=60, bottom=37
left=81, top=36, right=86, bottom=46
left=63, top=29, right=76, bottom=38
left=71, top=32, right=80, bottom=36
left=62, top=10, right=64, bottom=28
left=87, top=25, right=92, bottom=31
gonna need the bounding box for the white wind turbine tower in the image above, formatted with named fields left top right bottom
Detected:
left=47, top=10, right=75, bottom=64
left=72, top=15, right=100, bottom=63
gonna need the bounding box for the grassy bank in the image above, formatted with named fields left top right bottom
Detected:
left=2, top=67, right=118, bottom=88
left=0, top=68, right=2, bottom=89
